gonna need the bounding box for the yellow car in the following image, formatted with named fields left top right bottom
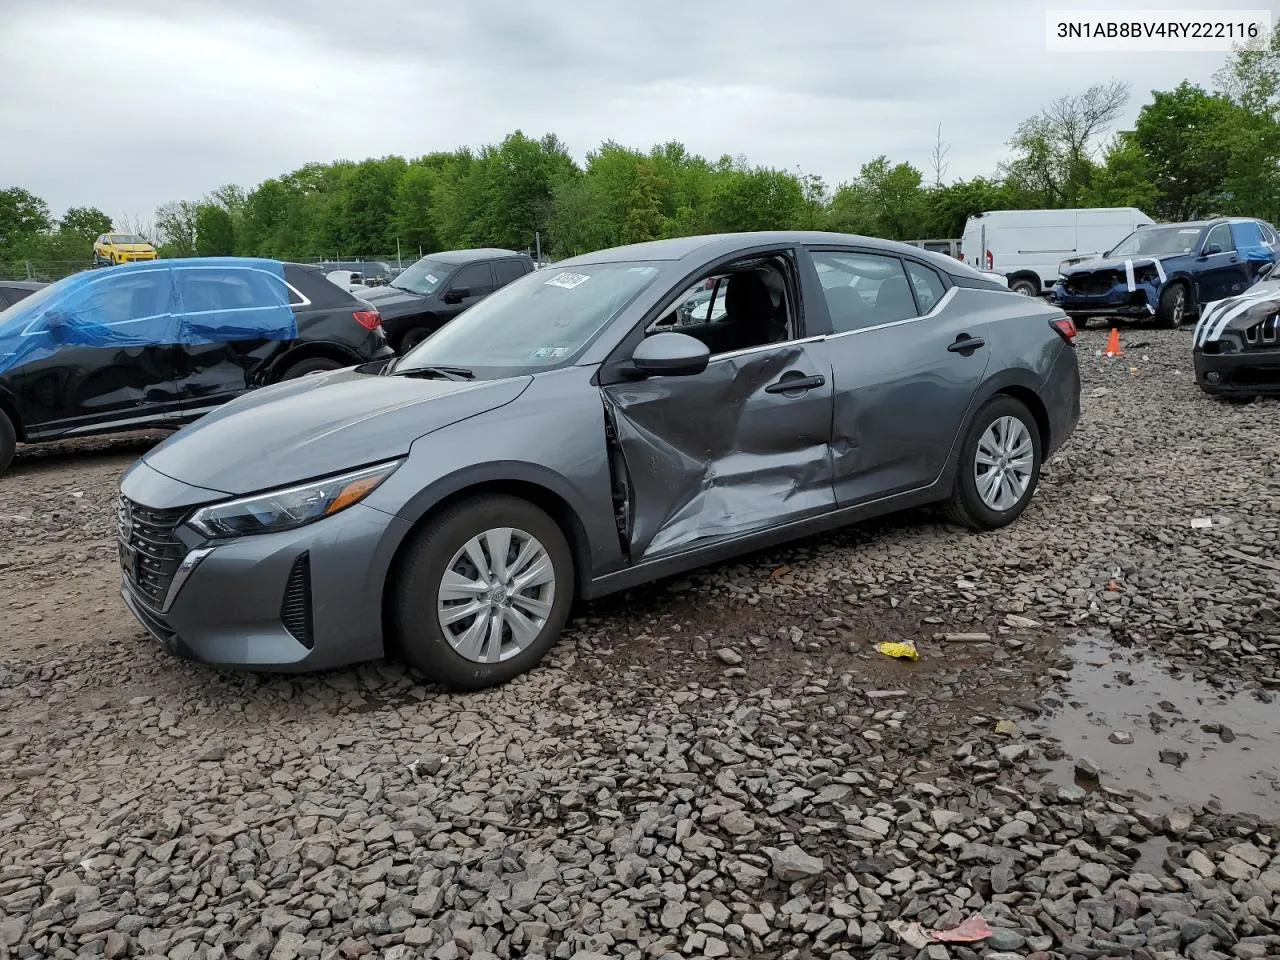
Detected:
left=93, top=233, right=158, bottom=267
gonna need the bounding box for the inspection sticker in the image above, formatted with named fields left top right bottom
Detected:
left=544, top=271, right=590, bottom=290
left=425, top=274, right=439, bottom=284
left=531, top=346, right=570, bottom=359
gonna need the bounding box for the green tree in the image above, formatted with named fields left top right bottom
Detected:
left=706, top=166, right=806, bottom=232
left=155, top=200, right=199, bottom=257
left=827, top=157, right=927, bottom=240
left=1081, top=133, right=1162, bottom=211
left=1132, top=82, right=1238, bottom=218
left=194, top=204, right=236, bottom=256
left=1001, top=81, right=1130, bottom=206
left=59, top=206, right=112, bottom=238
left=0, top=187, right=51, bottom=252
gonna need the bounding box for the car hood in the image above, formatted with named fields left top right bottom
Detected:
left=1061, top=254, right=1180, bottom=278
left=141, top=368, right=532, bottom=496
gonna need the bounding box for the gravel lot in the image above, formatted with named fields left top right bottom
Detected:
left=1, top=326, right=1279, bottom=960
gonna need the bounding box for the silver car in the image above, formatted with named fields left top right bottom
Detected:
left=116, top=232, right=1081, bottom=689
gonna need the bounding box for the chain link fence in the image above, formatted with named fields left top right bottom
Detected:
left=0, top=260, right=93, bottom=282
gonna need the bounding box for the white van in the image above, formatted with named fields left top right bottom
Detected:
left=961, top=208, right=1155, bottom=297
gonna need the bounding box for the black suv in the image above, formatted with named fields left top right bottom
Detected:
left=0, top=259, right=393, bottom=473
left=356, top=248, right=536, bottom=351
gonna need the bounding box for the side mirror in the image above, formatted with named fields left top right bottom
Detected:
left=630, top=332, right=710, bottom=377
left=1258, top=261, right=1276, bottom=280
left=443, top=286, right=471, bottom=304
left=1202, top=243, right=1223, bottom=257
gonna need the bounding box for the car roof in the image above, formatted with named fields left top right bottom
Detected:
left=425, top=248, right=525, bottom=264
left=554, top=230, right=986, bottom=273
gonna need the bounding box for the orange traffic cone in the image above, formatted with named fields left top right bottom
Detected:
left=1104, top=328, right=1122, bottom=357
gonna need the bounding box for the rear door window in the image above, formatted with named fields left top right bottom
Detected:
left=493, top=259, right=528, bottom=288
left=811, top=251, right=919, bottom=332
left=904, top=261, right=947, bottom=313
left=1231, top=221, right=1265, bottom=249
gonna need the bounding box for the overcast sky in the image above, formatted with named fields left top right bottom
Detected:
left=0, top=0, right=1268, bottom=226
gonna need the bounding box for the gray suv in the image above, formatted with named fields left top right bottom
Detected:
left=117, top=231, right=1081, bottom=690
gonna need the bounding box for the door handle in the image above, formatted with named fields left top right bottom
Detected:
left=765, top=373, right=826, bottom=394
left=948, top=335, right=986, bottom=354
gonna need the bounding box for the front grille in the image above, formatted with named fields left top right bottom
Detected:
left=117, top=497, right=188, bottom=609
left=1244, top=314, right=1280, bottom=347
left=1064, top=272, right=1122, bottom=296
left=281, top=553, right=314, bottom=648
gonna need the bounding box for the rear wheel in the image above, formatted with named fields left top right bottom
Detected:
left=392, top=495, right=575, bottom=690
left=1155, top=282, right=1188, bottom=328
left=943, top=396, right=1042, bottom=530
left=0, top=410, right=15, bottom=474
left=399, top=326, right=433, bottom=352
left=1009, top=277, right=1039, bottom=297
left=278, top=356, right=343, bottom=381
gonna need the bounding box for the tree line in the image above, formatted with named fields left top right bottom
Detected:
left=1, top=25, right=1276, bottom=272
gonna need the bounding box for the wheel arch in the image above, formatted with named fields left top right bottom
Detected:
left=378, top=464, right=597, bottom=651
left=970, top=369, right=1052, bottom=454
left=265, top=340, right=363, bottom=383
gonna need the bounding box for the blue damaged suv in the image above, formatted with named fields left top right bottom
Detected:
left=1047, top=217, right=1279, bottom=328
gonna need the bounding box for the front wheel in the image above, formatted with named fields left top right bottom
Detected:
left=392, top=495, right=575, bottom=690
left=1155, top=283, right=1188, bottom=328
left=1009, top=278, right=1039, bottom=297
left=943, top=396, right=1042, bottom=530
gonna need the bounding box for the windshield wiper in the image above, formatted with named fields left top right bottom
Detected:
left=392, top=364, right=475, bottom=381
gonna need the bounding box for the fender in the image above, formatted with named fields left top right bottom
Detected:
left=378, top=458, right=608, bottom=594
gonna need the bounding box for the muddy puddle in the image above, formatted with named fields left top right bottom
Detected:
left=1037, top=631, right=1280, bottom=818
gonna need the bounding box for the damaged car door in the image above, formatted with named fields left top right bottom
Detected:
left=808, top=248, right=993, bottom=505
left=600, top=256, right=836, bottom=560
left=2, top=265, right=184, bottom=439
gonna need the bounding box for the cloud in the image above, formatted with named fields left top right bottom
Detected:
left=0, top=0, right=1236, bottom=224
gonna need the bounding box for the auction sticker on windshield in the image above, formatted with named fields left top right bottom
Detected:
left=544, top=271, right=590, bottom=290
left=531, top=346, right=570, bottom=359
left=426, top=274, right=439, bottom=284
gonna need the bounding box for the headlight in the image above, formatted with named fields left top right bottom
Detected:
left=187, top=460, right=401, bottom=539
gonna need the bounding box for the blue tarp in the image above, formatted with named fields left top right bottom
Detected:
left=0, top=257, right=298, bottom=376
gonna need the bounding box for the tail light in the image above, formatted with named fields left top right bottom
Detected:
left=985, top=250, right=994, bottom=270
left=1050, top=316, right=1078, bottom=343
left=352, top=309, right=381, bottom=331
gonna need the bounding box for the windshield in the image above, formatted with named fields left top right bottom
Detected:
left=109, top=234, right=147, bottom=245
left=394, top=263, right=661, bottom=378
left=1108, top=226, right=1202, bottom=258
left=392, top=258, right=452, bottom=295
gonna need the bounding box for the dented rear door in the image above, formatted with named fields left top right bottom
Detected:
left=601, top=339, right=836, bottom=561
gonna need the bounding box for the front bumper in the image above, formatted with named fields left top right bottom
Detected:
left=1047, top=281, right=1157, bottom=319
left=117, top=461, right=411, bottom=671
left=1194, top=345, right=1280, bottom=396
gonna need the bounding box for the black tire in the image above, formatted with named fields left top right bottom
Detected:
left=1154, top=282, right=1188, bottom=328
left=1009, top=277, right=1039, bottom=297
left=392, top=495, right=575, bottom=690
left=399, top=326, right=432, bottom=352
left=1220, top=395, right=1256, bottom=405
left=943, top=395, right=1042, bottom=530
left=0, top=410, right=15, bottom=474
left=278, top=357, right=344, bottom=381
left=1074, top=316, right=1088, bottom=330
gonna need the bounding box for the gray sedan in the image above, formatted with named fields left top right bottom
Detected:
left=116, top=232, right=1081, bottom=689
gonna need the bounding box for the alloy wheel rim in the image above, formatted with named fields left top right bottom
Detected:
left=436, top=527, right=555, bottom=663
left=974, top=416, right=1034, bottom=511
left=1172, top=289, right=1185, bottom=324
